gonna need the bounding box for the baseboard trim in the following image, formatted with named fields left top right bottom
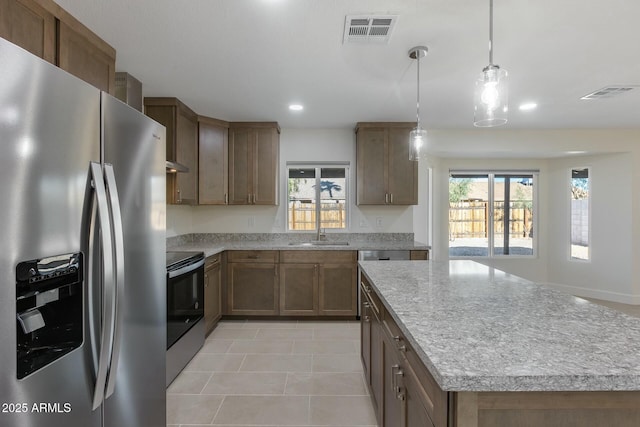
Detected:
left=542, top=282, right=640, bottom=305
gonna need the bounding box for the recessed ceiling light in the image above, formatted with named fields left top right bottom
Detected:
left=289, top=104, right=304, bottom=111
left=519, top=102, right=537, bottom=111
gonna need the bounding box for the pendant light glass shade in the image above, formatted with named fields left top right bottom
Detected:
left=474, top=0, right=508, bottom=127
left=408, top=46, right=428, bottom=161
left=474, top=65, right=508, bottom=127
left=409, top=127, right=426, bottom=161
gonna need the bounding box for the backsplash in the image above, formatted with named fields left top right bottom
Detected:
left=167, top=232, right=415, bottom=248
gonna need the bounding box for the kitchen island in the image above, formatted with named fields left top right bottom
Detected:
left=359, top=260, right=640, bottom=427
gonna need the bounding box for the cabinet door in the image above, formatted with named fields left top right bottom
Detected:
left=204, top=260, right=222, bottom=334
left=382, top=329, right=404, bottom=427
left=57, top=20, right=115, bottom=94
left=357, top=127, right=388, bottom=205
left=318, top=263, right=357, bottom=316
left=279, top=263, right=318, bottom=315
left=199, top=121, right=228, bottom=204
left=253, top=127, right=278, bottom=205
left=228, top=128, right=251, bottom=204
left=360, top=290, right=372, bottom=382
left=174, top=109, right=198, bottom=204
left=0, top=0, right=55, bottom=62
left=387, top=127, right=418, bottom=205
left=370, top=307, right=383, bottom=423
left=228, top=263, right=278, bottom=315
left=403, top=362, right=436, bottom=427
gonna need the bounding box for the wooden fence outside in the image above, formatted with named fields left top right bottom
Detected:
left=449, top=201, right=533, bottom=238
left=289, top=201, right=346, bottom=230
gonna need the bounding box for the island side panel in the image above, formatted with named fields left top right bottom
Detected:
left=454, top=391, right=640, bottom=427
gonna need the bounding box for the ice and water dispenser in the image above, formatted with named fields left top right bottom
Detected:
left=16, top=253, right=83, bottom=379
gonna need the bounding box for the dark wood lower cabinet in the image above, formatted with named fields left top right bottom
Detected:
left=279, top=263, right=317, bottom=315
left=227, top=251, right=279, bottom=315
left=382, top=326, right=403, bottom=426
left=279, top=250, right=357, bottom=317
left=361, top=273, right=445, bottom=427
left=204, top=255, right=222, bottom=334
left=318, top=262, right=357, bottom=316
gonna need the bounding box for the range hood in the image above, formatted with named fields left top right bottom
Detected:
left=166, top=160, right=189, bottom=173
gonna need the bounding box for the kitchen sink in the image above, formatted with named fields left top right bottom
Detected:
left=288, top=241, right=349, bottom=246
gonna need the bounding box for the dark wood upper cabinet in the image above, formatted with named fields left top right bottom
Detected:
left=228, top=122, right=279, bottom=205
left=57, top=18, right=116, bottom=94
left=145, top=97, right=199, bottom=205
left=0, top=0, right=55, bottom=62
left=356, top=122, right=418, bottom=205
left=198, top=116, right=229, bottom=205
left=0, top=0, right=116, bottom=94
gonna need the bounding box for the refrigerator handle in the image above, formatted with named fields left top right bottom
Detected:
left=89, top=162, right=118, bottom=411
left=103, top=164, right=125, bottom=399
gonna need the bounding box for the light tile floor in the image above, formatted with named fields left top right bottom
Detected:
left=167, top=320, right=377, bottom=427
left=167, top=300, right=640, bottom=426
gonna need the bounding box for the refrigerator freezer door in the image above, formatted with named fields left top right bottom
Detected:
left=101, top=94, right=166, bottom=427
left=0, top=39, right=101, bottom=427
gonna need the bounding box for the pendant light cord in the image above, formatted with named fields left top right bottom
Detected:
left=416, top=53, right=421, bottom=127
left=488, top=0, right=494, bottom=66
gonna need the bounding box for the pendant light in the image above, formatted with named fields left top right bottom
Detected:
left=474, top=0, right=508, bottom=127
left=408, top=46, right=428, bottom=161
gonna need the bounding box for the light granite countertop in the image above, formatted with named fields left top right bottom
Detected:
left=359, top=260, right=640, bottom=392
left=167, top=234, right=429, bottom=258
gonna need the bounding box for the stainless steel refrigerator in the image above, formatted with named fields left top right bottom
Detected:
left=0, top=37, right=166, bottom=426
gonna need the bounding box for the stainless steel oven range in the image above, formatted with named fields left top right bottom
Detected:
left=166, top=251, right=205, bottom=386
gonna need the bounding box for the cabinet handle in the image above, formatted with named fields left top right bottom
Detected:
left=363, top=301, right=371, bottom=308
left=253, top=194, right=256, bottom=204
left=177, top=188, right=181, bottom=204
left=247, top=194, right=251, bottom=204
left=394, top=367, right=404, bottom=394
left=224, top=193, right=228, bottom=204
left=363, top=315, right=371, bottom=323
left=391, top=364, right=400, bottom=392
left=397, top=392, right=406, bottom=401
left=390, top=193, right=393, bottom=204
left=394, top=335, right=407, bottom=352
left=385, top=193, right=389, bottom=204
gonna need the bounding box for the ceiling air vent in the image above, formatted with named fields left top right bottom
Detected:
left=343, top=15, right=397, bottom=44
left=580, top=86, right=638, bottom=100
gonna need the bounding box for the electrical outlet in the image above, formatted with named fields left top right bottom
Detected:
left=248, top=216, right=255, bottom=228
left=359, top=219, right=368, bottom=228
left=375, top=217, right=383, bottom=228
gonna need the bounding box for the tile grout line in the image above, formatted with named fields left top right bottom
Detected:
left=208, top=394, right=226, bottom=425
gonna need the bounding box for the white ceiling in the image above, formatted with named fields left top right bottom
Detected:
left=55, top=0, right=640, bottom=130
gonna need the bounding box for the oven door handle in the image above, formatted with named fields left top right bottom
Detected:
left=168, top=259, right=205, bottom=279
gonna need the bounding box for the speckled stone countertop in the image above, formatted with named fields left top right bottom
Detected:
left=167, top=233, right=429, bottom=258
left=359, top=260, right=640, bottom=392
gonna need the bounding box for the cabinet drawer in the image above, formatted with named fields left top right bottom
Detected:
left=205, top=254, right=221, bottom=269
left=280, top=250, right=356, bottom=264
left=227, top=250, right=279, bottom=263
left=361, top=275, right=382, bottom=318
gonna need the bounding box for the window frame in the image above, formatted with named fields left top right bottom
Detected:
left=286, top=162, right=350, bottom=233
left=448, top=170, right=538, bottom=259
left=569, top=166, right=591, bottom=262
